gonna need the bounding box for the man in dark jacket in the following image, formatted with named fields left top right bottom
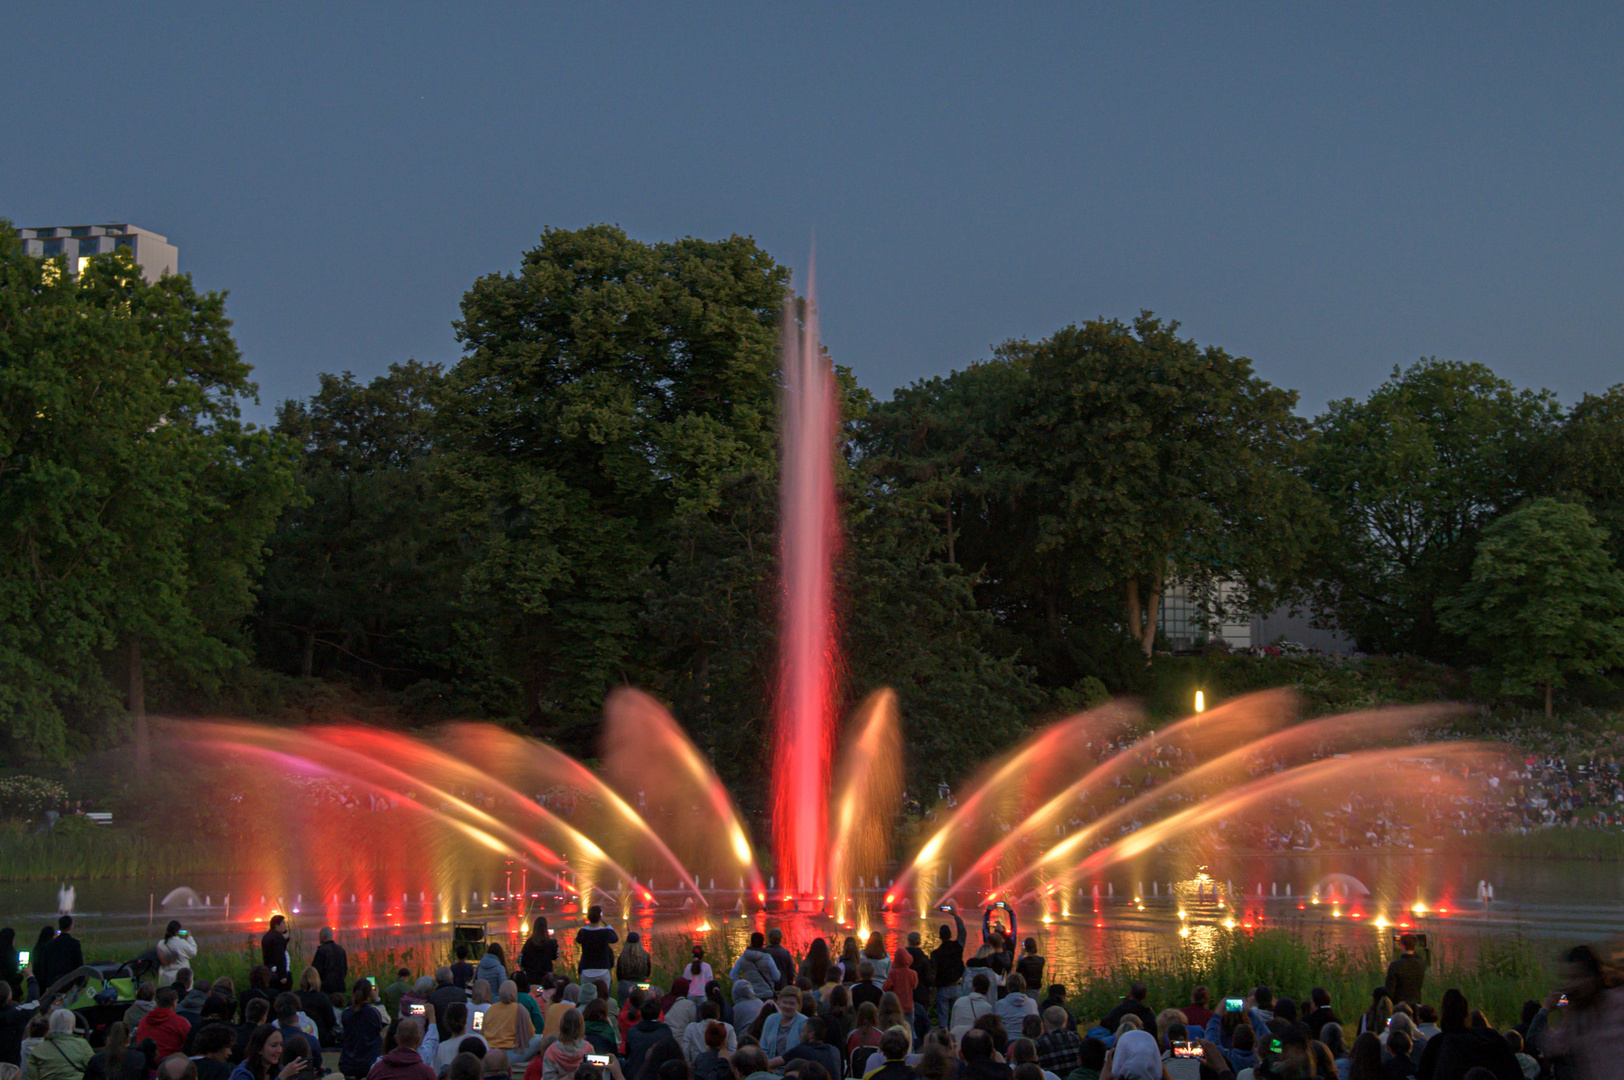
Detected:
left=1303, top=988, right=1338, bottom=1040
left=261, top=916, right=292, bottom=992
left=624, top=999, right=671, bottom=1078
left=428, top=968, right=467, bottom=1040
left=763, top=929, right=796, bottom=991
left=37, top=916, right=84, bottom=993
left=1099, top=983, right=1157, bottom=1033
left=932, top=906, right=968, bottom=1027
left=782, top=1016, right=843, bottom=1079
left=313, top=927, right=349, bottom=996
left=1385, top=935, right=1428, bottom=1006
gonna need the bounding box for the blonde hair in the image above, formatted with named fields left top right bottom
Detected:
left=1156, top=1009, right=1189, bottom=1046
left=300, top=967, right=321, bottom=993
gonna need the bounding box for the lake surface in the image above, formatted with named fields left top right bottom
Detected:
left=4, top=850, right=1617, bottom=977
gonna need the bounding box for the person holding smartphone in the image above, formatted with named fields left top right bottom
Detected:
left=931, top=902, right=968, bottom=1027
left=156, top=920, right=198, bottom=987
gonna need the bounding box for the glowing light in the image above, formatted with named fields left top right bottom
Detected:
left=1194, top=690, right=1205, bottom=713
left=1223, top=918, right=1237, bottom=929
left=1374, top=916, right=1389, bottom=928
left=884, top=893, right=894, bottom=905
left=1411, top=903, right=1427, bottom=915
left=1179, top=926, right=1191, bottom=937
left=1177, top=909, right=1187, bottom=919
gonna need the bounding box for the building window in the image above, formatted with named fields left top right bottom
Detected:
left=35, top=228, right=56, bottom=238
left=70, top=227, right=90, bottom=237
left=43, top=239, right=63, bottom=256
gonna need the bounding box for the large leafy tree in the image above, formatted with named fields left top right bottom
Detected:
left=257, top=362, right=507, bottom=708
left=864, top=313, right=1319, bottom=682
left=1437, top=498, right=1624, bottom=716
left=441, top=225, right=788, bottom=748
left=1308, top=359, right=1561, bottom=657
left=0, top=223, right=299, bottom=762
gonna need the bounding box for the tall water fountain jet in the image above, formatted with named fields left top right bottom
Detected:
left=773, top=262, right=841, bottom=899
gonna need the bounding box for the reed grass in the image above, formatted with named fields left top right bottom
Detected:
left=1056, top=927, right=1550, bottom=1027
left=0, top=821, right=213, bottom=881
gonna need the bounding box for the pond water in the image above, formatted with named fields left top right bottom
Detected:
left=4, top=850, right=1617, bottom=978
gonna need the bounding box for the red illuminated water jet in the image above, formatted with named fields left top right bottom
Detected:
left=772, top=261, right=841, bottom=899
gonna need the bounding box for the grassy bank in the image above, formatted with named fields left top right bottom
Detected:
left=1059, top=927, right=1549, bottom=1027
left=1449, top=828, right=1624, bottom=860
left=0, top=820, right=213, bottom=881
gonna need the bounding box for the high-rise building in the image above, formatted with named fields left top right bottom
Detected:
left=15, top=224, right=177, bottom=284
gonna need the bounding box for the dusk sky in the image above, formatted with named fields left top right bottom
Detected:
left=6, top=3, right=1621, bottom=425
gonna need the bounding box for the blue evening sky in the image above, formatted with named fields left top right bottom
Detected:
left=4, top=3, right=1620, bottom=424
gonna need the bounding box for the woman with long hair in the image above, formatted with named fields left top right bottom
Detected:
left=296, top=968, right=338, bottom=1048
left=802, top=938, right=831, bottom=990
left=230, top=1027, right=286, bottom=1080
left=819, top=985, right=853, bottom=1049
left=846, top=1002, right=883, bottom=1056
left=337, top=981, right=386, bottom=1080
left=520, top=919, right=558, bottom=982
left=476, top=943, right=508, bottom=992
left=686, top=948, right=713, bottom=998
left=533, top=1007, right=586, bottom=1080
left=1345, top=1032, right=1384, bottom=1080
left=156, top=920, right=197, bottom=987
left=82, top=1021, right=147, bottom=1080
left=838, top=938, right=860, bottom=980
left=862, top=934, right=891, bottom=980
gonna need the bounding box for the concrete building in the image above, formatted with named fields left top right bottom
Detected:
left=1160, top=578, right=1355, bottom=654
left=16, top=224, right=177, bottom=284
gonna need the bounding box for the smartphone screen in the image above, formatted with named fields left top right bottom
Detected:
left=587, top=1056, right=613, bottom=1067
left=472, top=1011, right=485, bottom=1031
left=1173, top=1042, right=1202, bottom=1059
left=635, top=982, right=651, bottom=991
left=938, top=905, right=953, bottom=912
left=17, top=950, right=28, bottom=965
left=1558, top=994, right=1569, bottom=1007
left=409, top=1004, right=426, bottom=1015
left=1224, top=998, right=1243, bottom=1011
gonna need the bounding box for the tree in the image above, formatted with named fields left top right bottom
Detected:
left=1554, top=384, right=1624, bottom=568
left=440, top=225, right=789, bottom=748
left=1436, top=498, right=1624, bottom=717
left=865, top=314, right=1320, bottom=679
left=1307, top=358, right=1561, bottom=658
left=0, top=223, right=299, bottom=761
left=258, top=362, right=490, bottom=693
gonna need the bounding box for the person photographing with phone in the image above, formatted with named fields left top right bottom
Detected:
left=931, top=902, right=968, bottom=1027
left=157, top=921, right=197, bottom=987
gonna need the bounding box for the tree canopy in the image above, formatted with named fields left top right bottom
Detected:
left=8, top=218, right=1624, bottom=780
left=0, top=222, right=298, bottom=759
left=1437, top=498, right=1624, bottom=716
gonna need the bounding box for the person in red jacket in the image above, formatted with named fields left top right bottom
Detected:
left=135, top=987, right=192, bottom=1060
left=881, top=948, right=918, bottom=1014
left=365, top=1018, right=436, bottom=1080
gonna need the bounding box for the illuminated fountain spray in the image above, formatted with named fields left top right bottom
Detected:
left=773, top=262, right=841, bottom=900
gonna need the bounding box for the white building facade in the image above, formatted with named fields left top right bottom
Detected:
left=16, top=224, right=177, bottom=284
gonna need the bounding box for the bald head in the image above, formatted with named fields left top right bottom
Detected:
left=158, top=1055, right=197, bottom=1080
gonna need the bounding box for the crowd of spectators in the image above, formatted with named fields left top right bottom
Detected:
left=2, top=907, right=1616, bottom=1080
